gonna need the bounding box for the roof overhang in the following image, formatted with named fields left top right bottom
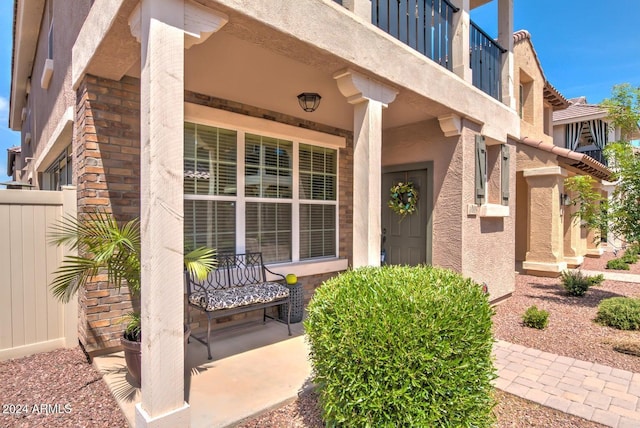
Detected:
left=520, top=137, right=612, bottom=181
left=543, top=82, right=570, bottom=110
left=553, top=113, right=608, bottom=126
left=9, top=0, right=46, bottom=130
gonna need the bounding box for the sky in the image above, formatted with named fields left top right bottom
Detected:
left=0, top=1, right=639, bottom=181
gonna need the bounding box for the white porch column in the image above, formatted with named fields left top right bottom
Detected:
left=450, top=0, right=471, bottom=83
left=341, top=0, right=372, bottom=22
left=129, top=1, right=227, bottom=426
left=497, top=0, right=515, bottom=109
left=334, top=69, right=397, bottom=268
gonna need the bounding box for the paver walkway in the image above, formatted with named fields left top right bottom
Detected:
left=493, top=268, right=640, bottom=428
left=494, top=340, right=640, bottom=427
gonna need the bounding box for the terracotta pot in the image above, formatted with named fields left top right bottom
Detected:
left=121, top=325, right=192, bottom=387
left=121, top=336, right=141, bottom=387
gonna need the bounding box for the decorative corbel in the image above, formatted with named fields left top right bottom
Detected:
left=333, top=69, right=398, bottom=106
left=437, top=113, right=462, bottom=137
left=128, top=0, right=229, bottom=49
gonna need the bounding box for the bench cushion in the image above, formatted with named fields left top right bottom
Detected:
left=189, top=282, right=290, bottom=311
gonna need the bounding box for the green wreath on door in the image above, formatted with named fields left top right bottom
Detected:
left=388, top=182, right=418, bottom=218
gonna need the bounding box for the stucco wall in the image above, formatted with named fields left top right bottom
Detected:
left=513, top=38, right=551, bottom=145
left=460, top=130, right=516, bottom=300
left=516, top=142, right=558, bottom=171
left=23, top=0, right=92, bottom=181
left=515, top=171, right=528, bottom=261
left=382, top=119, right=516, bottom=300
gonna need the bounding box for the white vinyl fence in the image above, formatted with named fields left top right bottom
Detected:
left=0, top=186, right=77, bottom=361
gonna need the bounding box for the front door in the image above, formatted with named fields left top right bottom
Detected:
left=382, top=168, right=430, bottom=266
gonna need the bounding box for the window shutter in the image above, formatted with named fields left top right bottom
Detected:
left=501, top=144, right=510, bottom=206
left=475, top=135, right=486, bottom=205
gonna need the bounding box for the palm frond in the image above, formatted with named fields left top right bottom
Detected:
left=184, top=247, right=217, bottom=281
left=50, top=256, right=101, bottom=303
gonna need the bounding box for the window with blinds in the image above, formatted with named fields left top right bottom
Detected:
left=184, top=123, right=237, bottom=253
left=184, top=121, right=338, bottom=264
left=299, top=144, right=337, bottom=259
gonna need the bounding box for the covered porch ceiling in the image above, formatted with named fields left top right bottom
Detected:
left=82, top=0, right=464, bottom=133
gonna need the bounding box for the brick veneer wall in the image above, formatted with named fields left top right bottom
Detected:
left=74, top=75, right=141, bottom=354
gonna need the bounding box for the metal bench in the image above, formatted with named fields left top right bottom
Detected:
left=186, top=252, right=292, bottom=359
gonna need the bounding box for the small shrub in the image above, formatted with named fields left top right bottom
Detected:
left=595, top=297, right=640, bottom=330
left=522, top=306, right=549, bottom=329
left=607, top=258, right=630, bottom=270
left=621, top=252, right=639, bottom=264
left=587, top=273, right=605, bottom=287
left=624, top=243, right=640, bottom=256
left=560, top=270, right=592, bottom=296
left=305, top=265, right=496, bottom=427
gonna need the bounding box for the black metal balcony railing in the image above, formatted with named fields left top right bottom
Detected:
left=470, top=20, right=506, bottom=101
left=334, top=0, right=506, bottom=101
left=372, top=0, right=459, bottom=71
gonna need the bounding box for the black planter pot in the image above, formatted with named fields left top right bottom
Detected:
left=121, top=325, right=192, bottom=387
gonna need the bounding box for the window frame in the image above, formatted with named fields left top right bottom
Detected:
left=184, top=103, right=345, bottom=264
left=43, top=145, right=72, bottom=191
left=474, top=135, right=510, bottom=217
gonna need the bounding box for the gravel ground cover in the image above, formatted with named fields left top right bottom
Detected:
left=0, top=347, right=128, bottom=428
left=2, top=253, right=637, bottom=427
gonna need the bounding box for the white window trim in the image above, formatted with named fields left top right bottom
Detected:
left=184, top=103, right=345, bottom=267
left=185, top=103, right=346, bottom=149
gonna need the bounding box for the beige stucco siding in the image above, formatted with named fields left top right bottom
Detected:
left=21, top=0, right=92, bottom=182
left=460, top=131, right=516, bottom=300
left=382, top=119, right=515, bottom=299
left=514, top=38, right=551, bottom=144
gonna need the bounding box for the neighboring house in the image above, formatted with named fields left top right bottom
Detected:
left=513, top=30, right=612, bottom=276
left=1, top=146, right=35, bottom=189
left=9, top=1, right=520, bottom=423
left=553, top=97, right=629, bottom=250
left=553, top=97, right=619, bottom=167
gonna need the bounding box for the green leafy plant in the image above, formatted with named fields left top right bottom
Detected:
left=595, top=297, right=640, bottom=330
left=560, top=270, right=598, bottom=296
left=522, top=306, right=549, bottom=329
left=49, top=212, right=216, bottom=341
left=601, top=84, right=640, bottom=247
left=606, top=258, right=630, bottom=270
left=587, top=273, right=605, bottom=287
left=564, top=175, right=608, bottom=243
left=624, top=244, right=640, bottom=257
left=621, top=252, right=639, bottom=265
left=305, top=265, right=496, bottom=427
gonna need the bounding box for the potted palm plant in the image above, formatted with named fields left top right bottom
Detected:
left=49, top=212, right=215, bottom=386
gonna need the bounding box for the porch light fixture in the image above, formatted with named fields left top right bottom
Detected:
left=561, top=193, right=571, bottom=206
left=297, top=92, right=321, bottom=112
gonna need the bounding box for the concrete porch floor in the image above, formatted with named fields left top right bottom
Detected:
left=93, top=318, right=310, bottom=427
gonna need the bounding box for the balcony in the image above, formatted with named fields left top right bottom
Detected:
left=337, top=0, right=506, bottom=102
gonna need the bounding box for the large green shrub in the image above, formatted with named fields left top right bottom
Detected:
left=305, top=265, right=496, bottom=427
left=595, top=297, right=640, bottom=330
left=522, top=306, right=549, bottom=329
